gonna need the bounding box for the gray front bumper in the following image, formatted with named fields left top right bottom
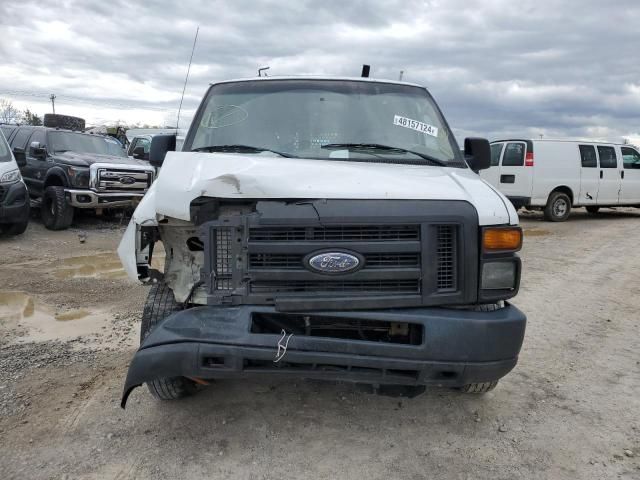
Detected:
left=121, top=304, right=526, bottom=407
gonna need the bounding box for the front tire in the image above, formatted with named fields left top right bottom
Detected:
left=140, top=282, right=198, bottom=401
left=543, top=191, right=571, bottom=222
left=41, top=186, right=74, bottom=230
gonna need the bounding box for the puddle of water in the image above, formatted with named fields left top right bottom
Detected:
left=0, top=291, right=111, bottom=343
left=51, top=251, right=165, bottom=280
left=0, top=291, right=34, bottom=322
left=55, top=309, right=91, bottom=321
left=524, top=228, right=551, bottom=237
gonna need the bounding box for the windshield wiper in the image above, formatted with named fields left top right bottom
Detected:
left=191, top=144, right=293, bottom=158
left=321, top=143, right=448, bottom=166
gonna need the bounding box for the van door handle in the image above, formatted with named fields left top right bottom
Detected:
left=600, top=170, right=603, bottom=179
left=621, top=170, right=625, bottom=179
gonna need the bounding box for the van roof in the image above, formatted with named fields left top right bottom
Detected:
left=210, top=75, right=425, bottom=89
left=492, top=138, right=630, bottom=146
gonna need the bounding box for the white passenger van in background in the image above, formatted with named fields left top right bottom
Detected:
left=482, top=139, right=640, bottom=221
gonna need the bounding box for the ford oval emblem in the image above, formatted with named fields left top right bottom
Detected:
left=307, top=251, right=361, bottom=274
left=119, top=176, right=136, bottom=185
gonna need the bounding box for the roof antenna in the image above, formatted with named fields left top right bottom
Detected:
left=361, top=64, right=370, bottom=78
left=258, top=66, right=270, bottom=77
left=177, top=25, right=199, bottom=131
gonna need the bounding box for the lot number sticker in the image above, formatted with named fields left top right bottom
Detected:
left=393, top=115, right=438, bottom=137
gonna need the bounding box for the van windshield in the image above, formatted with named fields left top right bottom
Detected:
left=49, top=132, right=127, bottom=157
left=186, top=79, right=463, bottom=166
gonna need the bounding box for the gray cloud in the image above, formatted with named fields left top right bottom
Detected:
left=1, top=0, right=639, bottom=140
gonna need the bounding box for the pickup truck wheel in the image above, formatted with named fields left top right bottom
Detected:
left=140, top=282, right=198, bottom=401
left=459, top=381, right=498, bottom=394
left=586, top=206, right=600, bottom=214
left=543, top=191, right=571, bottom=222
left=41, top=186, right=74, bottom=230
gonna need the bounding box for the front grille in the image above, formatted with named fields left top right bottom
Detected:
left=213, top=228, right=233, bottom=290
left=250, top=280, right=420, bottom=294
left=204, top=202, right=471, bottom=309
left=436, top=225, right=457, bottom=291
left=249, top=225, right=420, bottom=242
left=249, top=253, right=420, bottom=270
left=96, top=168, right=153, bottom=192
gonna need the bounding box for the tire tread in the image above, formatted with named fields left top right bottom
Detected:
left=140, top=282, right=197, bottom=401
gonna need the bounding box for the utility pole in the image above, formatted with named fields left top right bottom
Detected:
left=49, top=94, right=56, bottom=114
left=399, top=70, right=404, bottom=81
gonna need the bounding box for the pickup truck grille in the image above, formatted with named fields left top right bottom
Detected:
left=96, top=168, right=153, bottom=192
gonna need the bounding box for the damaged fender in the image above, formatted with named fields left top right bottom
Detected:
left=117, top=182, right=159, bottom=282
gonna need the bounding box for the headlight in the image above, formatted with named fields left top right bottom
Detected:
left=0, top=169, right=21, bottom=184
left=67, top=166, right=90, bottom=188
left=481, top=261, right=517, bottom=290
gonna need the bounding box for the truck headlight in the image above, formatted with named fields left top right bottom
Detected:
left=0, top=169, right=21, bottom=184
left=67, top=166, right=90, bottom=188
left=481, top=261, right=517, bottom=290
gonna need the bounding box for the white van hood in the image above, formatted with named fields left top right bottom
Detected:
left=152, top=152, right=517, bottom=226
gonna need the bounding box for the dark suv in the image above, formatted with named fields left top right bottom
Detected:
left=1, top=125, right=155, bottom=230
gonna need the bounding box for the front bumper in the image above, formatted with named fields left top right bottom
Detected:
left=121, top=303, right=526, bottom=407
left=65, top=189, right=145, bottom=208
left=0, top=181, right=29, bottom=224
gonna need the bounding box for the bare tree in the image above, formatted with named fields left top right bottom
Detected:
left=0, top=98, right=19, bottom=124
left=21, top=108, right=42, bottom=126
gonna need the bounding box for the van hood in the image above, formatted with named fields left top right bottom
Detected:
left=151, top=152, right=517, bottom=226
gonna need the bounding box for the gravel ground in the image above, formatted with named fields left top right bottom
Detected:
left=0, top=208, right=639, bottom=480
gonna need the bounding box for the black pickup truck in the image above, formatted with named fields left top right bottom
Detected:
left=1, top=124, right=155, bottom=230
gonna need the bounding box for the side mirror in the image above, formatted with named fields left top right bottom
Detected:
left=132, top=146, right=149, bottom=161
left=464, top=137, right=491, bottom=173
left=149, top=134, right=176, bottom=167
left=29, top=141, right=47, bottom=159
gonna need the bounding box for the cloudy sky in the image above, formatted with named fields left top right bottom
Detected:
left=1, top=0, right=639, bottom=142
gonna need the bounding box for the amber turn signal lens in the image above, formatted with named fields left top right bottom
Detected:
left=483, top=227, right=522, bottom=252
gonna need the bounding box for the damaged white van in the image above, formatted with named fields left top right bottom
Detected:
left=118, top=77, right=526, bottom=407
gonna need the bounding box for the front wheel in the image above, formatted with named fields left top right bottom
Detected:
left=140, top=282, right=199, bottom=401
left=543, top=191, right=571, bottom=222
left=41, top=186, right=74, bottom=230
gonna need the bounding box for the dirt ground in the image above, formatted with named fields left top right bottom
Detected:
left=1, top=208, right=639, bottom=480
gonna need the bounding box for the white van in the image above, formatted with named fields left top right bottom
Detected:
left=117, top=76, right=527, bottom=407
left=481, top=139, right=640, bottom=221
left=0, top=128, right=30, bottom=235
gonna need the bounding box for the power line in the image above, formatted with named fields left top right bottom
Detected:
left=0, top=90, right=178, bottom=112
